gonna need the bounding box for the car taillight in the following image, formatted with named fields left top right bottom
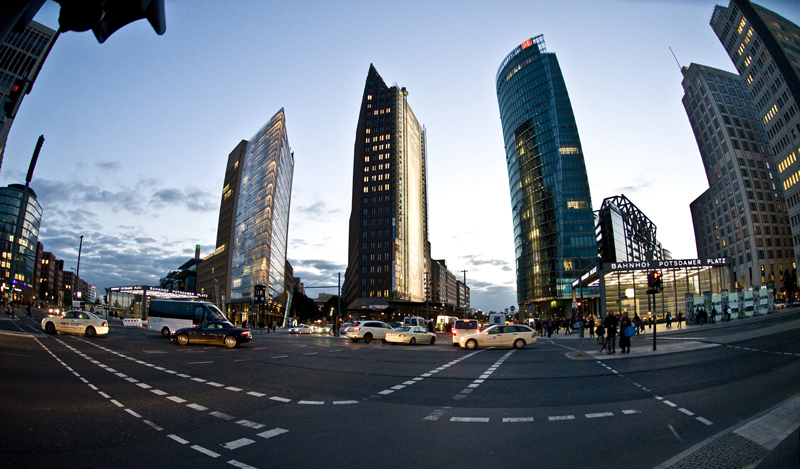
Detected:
left=452, top=330, right=456, bottom=335
left=102, top=322, right=107, bottom=327
left=399, top=334, right=405, bottom=338
left=352, top=327, right=361, bottom=331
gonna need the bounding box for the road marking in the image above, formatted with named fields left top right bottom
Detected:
left=271, top=356, right=288, bottom=359
left=622, top=409, right=640, bottom=415
left=503, top=417, right=534, bottom=422
left=165, top=370, right=177, bottom=374
left=177, top=373, right=191, bottom=378
left=98, top=391, right=110, bottom=398
left=207, top=382, right=224, bottom=387
left=303, top=352, right=318, bottom=356
left=189, top=361, right=213, bottom=364
left=378, top=390, right=394, bottom=395
left=256, top=428, right=289, bottom=439
left=110, top=399, right=124, bottom=407
left=424, top=409, right=448, bottom=421
left=333, top=400, right=359, bottom=405
left=247, top=391, right=265, bottom=397
left=227, top=460, right=258, bottom=469
left=696, top=417, right=713, bottom=425
left=125, top=409, right=141, bottom=418
left=167, top=396, right=187, bottom=403
left=391, top=385, right=405, bottom=390
left=402, top=381, right=416, bottom=385
left=210, top=411, right=235, bottom=421
left=191, top=445, right=220, bottom=458
left=136, top=383, right=152, bottom=389
left=187, top=404, right=208, bottom=411
left=225, top=387, right=243, bottom=392
left=270, top=396, right=292, bottom=403
left=663, top=400, right=678, bottom=407
left=451, top=417, right=489, bottom=422
left=88, top=383, right=98, bottom=390
left=191, top=378, right=207, bottom=382
left=222, top=438, right=255, bottom=450
left=143, top=420, right=162, bottom=431
left=151, top=389, right=168, bottom=396
left=125, top=377, right=139, bottom=383
left=298, top=400, right=324, bottom=405
left=679, top=408, right=695, bottom=416
left=236, top=420, right=265, bottom=429
left=548, top=415, right=576, bottom=421
left=586, top=412, right=614, bottom=419
left=168, top=434, right=189, bottom=444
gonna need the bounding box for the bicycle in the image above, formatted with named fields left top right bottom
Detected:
left=596, top=334, right=614, bottom=355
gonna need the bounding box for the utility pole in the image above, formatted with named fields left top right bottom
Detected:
left=461, top=270, right=468, bottom=317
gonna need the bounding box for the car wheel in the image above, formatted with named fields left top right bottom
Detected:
left=351, top=338, right=360, bottom=343
left=430, top=337, right=435, bottom=345
left=176, top=333, right=189, bottom=345
left=224, top=336, right=238, bottom=348
left=161, top=327, right=170, bottom=338
left=44, top=322, right=56, bottom=334
left=364, top=333, right=373, bottom=344
left=410, top=337, right=416, bottom=345
left=85, top=326, right=96, bottom=338
left=514, top=339, right=525, bottom=349
left=466, top=339, right=478, bottom=350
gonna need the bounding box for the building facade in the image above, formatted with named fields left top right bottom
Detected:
left=682, top=63, right=793, bottom=289
left=343, top=65, right=430, bottom=316
left=431, top=259, right=458, bottom=313
left=196, top=140, right=247, bottom=315
left=0, top=20, right=56, bottom=169
left=495, top=36, right=596, bottom=317
left=597, top=194, right=671, bottom=265
left=229, top=109, right=294, bottom=318
left=710, top=0, right=800, bottom=280
left=0, top=183, right=41, bottom=303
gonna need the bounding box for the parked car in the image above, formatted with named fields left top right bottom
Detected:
left=288, top=324, right=313, bottom=334
left=452, top=319, right=479, bottom=346
left=385, top=326, right=436, bottom=345
left=459, top=324, right=537, bottom=350
left=345, top=320, right=392, bottom=343
left=171, top=321, right=251, bottom=348
left=41, top=310, right=109, bottom=337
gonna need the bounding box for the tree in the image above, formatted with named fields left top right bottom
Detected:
left=290, top=290, right=320, bottom=322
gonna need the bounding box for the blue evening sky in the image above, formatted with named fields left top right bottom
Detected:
left=1, top=0, right=797, bottom=311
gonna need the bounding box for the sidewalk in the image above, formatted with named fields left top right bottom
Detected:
left=559, top=309, right=800, bottom=361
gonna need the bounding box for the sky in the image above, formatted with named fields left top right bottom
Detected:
left=1, top=0, right=798, bottom=312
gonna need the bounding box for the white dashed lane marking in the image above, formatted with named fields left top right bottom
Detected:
left=221, top=438, right=255, bottom=450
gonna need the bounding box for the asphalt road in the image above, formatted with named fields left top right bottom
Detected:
left=1, top=312, right=798, bottom=468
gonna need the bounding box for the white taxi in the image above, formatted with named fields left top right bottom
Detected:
left=41, top=310, right=109, bottom=337
left=385, top=326, right=436, bottom=345
left=459, top=324, right=536, bottom=349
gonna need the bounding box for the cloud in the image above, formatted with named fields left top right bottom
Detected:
left=96, top=161, right=121, bottom=171
left=614, top=176, right=655, bottom=195
left=461, top=255, right=511, bottom=268
left=294, top=200, right=341, bottom=221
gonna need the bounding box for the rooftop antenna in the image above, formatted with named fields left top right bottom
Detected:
left=669, top=47, right=682, bottom=69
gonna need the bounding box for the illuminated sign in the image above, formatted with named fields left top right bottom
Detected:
left=521, top=38, right=533, bottom=49
left=608, top=258, right=728, bottom=271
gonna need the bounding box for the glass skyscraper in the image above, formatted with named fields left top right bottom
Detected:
left=0, top=183, right=42, bottom=303
left=496, top=35, right=596, bottom=317
left=230, top=109, right=294, bottom=307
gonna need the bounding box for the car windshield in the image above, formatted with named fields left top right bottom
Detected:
left=85, top=312, right=101, bottom=321
left=394, top=327, right=411, bottom=332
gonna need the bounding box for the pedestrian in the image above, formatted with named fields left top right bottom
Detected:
left=588, top=317, right=595, bottom=338
left=666, top=311, right=672, bottom=328
left=619, top=314, right=632, bottom=354
left=601, top=314, right=618, bottom=354
left=272, top=320, right=277, bottom=332
left=26, top=303, right=32, bottom=319
left=676, top=311, right=683, bottom=329
left=711, top=307, right=717, bottom=324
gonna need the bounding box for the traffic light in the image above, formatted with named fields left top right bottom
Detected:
left=647, top=271, right=663, bottom=294
left=56, top=0, right=166, bottom=44
left=3, top=77, right=27, bottom=119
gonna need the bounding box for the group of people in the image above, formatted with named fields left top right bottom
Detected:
left=597, top=314, right=633, bottom=354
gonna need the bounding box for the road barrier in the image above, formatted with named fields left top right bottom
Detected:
left=122, top=318, right=142, bottom=327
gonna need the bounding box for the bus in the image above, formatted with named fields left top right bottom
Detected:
left=148, top=300, right=228, bottom=337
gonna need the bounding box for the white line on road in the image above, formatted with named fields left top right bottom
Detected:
left=298, top=400, right=324, bottom=405
left=191, top=378, right=207, bottom=383
left=451, top=417, right=489, bottom=422
left=188, top=361, right=213, bottom=364
left=187, top=404, right=208, bottom=411
left=225, top=387, right=243, bottom=392
left=424, top=409, right=448, bottom=421
left=209, top=411, right=235, bottom=421
left=125, top=409, right=141, bottom=418
left=256, top=428, right=289, bottom=439
left=136, top=383, right=152, bottom=389
left=696, top=417, right=713, bottom=425
left=191, top=445, right=220, bottom=458
left=663, top=400, right=678, bottom=407
left=622, top=409, right=640, bottom=415
left=167, top=396, right=187, bottom=403
left=227, top=460, right=258, bottom=469
left=207, top=382, right=224, bottom=387
left=679, top=408, right=695, bottom=416
left=236, top=420, right=265, bottom=429
left=333, top=400, right=359, bottom=405
left=270, top=396, right=292, bottom=403
left=151, top=389, right=168, bottom=396
left=110, top=399, right=124, bottom=408
left=144, top=420, right=163, bottom=431
left=168, top=434, right=189, bottom=444
left=222, top=438, right=255, bottom=450
left=548, top=415, right=576, bottom=421
left=503, top=417, right=534, bottom=422
left=586, top=412, right=614, bottom=419
left=247, top=391, right=266, bottom=397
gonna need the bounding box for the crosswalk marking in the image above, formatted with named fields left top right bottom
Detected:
left=222, top=438, right=255, bottom=450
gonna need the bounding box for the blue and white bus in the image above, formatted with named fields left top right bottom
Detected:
left=148, top=300, right=228, bottom=337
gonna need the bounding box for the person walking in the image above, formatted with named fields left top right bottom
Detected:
left=26, top=303, right=32, bottom=319
left=272, top=320, right=277, bottom=332
left=666, top=311, right=672, bottom=328
left=711, top=307, right=717, bottom=324
left=619, top=315, right=632, bottom=354
left=602, top=314, right=618, bottom=354
left=587, top=317, right=595, bottom=338
left=676, top=311, right=683, bottom=329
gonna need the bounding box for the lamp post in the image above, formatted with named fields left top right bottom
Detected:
left=75, top=235, right=83, bottom=304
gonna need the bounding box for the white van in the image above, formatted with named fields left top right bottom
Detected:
left=488, top=313, right=505, bottom=325
left=403, top=316, right=426, bottom=328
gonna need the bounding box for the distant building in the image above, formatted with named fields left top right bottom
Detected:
left=710, top=0, right=800, bottom=278
left=456, top=280, right=470, bottom=316
left=0, top=183, right=41, bottom=303
left=159, top=249, right=201, bottom=293
left=431, top=259, right=458, bottom=313
left=196, top=140, right=247, bottom=314
left=228, top=109, right=294, bottom=324
left=597, top=194, right=671, bottom=265
left=682, top=63, right=792, bottom=289
left=343, top=64, right=431, bottom=318
left=495, top=36, right=596, bottom=317
left=0, top=20, right=57, bottom=169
